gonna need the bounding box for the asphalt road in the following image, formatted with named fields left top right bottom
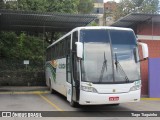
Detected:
left=0, top=90, right=160, bottom=120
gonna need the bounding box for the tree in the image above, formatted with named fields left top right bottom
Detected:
left=0, top=0, right=95, bottom=71
left=2, top=0, right=80, bottom=13
left=78, top=0, right=94, bottom=14
left=46, top=0, right=79, bottom=13
left=113, top=0, right=159, bottom=21
left=1, top=0, right=94, bottom=14
left=0, top=0, right=5, bottom=9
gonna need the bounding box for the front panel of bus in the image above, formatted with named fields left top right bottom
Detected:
left=79, top=28, right=141, bottom=105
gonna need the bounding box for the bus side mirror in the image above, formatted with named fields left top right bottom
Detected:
left=75, top=42, right=83, bottom=58
left=138, top=42, right=148, bottom=60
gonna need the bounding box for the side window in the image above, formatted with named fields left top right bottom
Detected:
left=53, top=46, right=55, bottom=59
left=55, top=44, right=58, bottom=59
left=51, top=46, right=54, bottom=60
left=66, top=35, right=71, bottom=55
left=46, top=48, right=50, bottom=61
left=59, top=42, right=62, bottom=58
left=66, top=55, right=71, bottom=83
left=47, top=35, right=71, bottom=61
left=58, top=43, right=60, bottom=58
left=62, top=41, right=65, bottom=57
left=72, top=32, right=78, bottom=53
left=66, top=35, right=71, bottom=83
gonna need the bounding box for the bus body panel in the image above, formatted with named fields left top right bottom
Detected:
left=66, top=82, right=72, bottom=102
left=45, top=58, right=67, bottom=97
left=81, top=81, right=140, bottom=94
left=79, top=89, right=140, bottom=105
left=79, top=81, right=141, bottom=105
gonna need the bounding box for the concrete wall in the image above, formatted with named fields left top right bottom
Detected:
left=0, top=71, right=45, bottom=86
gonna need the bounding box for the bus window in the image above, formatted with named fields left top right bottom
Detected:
left=110, top=30, right=140, bottom=82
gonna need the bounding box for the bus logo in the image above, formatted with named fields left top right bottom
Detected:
left=113, top=89, right=116, bottom=93
left=58, top=64, right=66, bottom=69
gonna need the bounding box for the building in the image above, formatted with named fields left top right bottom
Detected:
left=111, top=13, right=160, bottom=97
left=93, top=0, right=104, bottom=14
left=93, top=0, right=104, bottom=25
left=104, top=1, right=117, bottom=25
left=104, top=1, right=117, bottom=12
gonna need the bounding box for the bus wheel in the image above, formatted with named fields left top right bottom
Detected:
left=49, top=79, right=55, bottom=94
left=70, top=99, right=79, bottom=108
left=50, top=86, right=55, bottom=94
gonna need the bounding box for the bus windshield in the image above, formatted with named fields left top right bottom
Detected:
left=80, top=29, right=140, bottom=84
left=110, top=30, right=140, bottom=83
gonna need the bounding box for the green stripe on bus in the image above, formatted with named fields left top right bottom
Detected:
left=46, top=63, right=56, bottom=83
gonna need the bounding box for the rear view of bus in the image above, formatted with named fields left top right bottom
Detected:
left=77, top=27, right=148, bottom=105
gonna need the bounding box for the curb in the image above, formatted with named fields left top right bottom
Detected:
left=141, top=98, right=160, bottom=101
left=0, top=91, right=50, bottom=94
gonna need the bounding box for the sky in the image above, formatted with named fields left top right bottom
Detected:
left=103, top=0, right=120, bottom=3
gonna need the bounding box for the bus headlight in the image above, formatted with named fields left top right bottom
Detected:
left=81, top=85, right=98, bottom=93
left=129, top=85, right=141, bottom=91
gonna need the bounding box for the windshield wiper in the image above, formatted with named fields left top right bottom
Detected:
left=115, top=53, right=129, bottom=82
left=99, top=52, right=107, bottom=83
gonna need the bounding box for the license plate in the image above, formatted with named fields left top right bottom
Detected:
left=109, top=97, right=119, bottom=101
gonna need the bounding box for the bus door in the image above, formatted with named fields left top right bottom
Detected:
left=66, top=53, right=79, bottom=104
left=66, top=35, right=72, bottom=102
left=66, top=55, right=72, bottom=102
left=66, top=32, right=79, bottom=103
left=71, top=32, right=80, bottom=103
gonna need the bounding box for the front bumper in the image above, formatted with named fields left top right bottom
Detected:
left=79, top=90, right=141, bottom=105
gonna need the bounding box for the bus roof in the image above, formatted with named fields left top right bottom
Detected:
left=47, top=26, right=133, bottom=49
left=75, top=26, right=133, bottom=31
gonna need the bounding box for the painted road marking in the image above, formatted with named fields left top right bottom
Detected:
left=141, top=98, right=160, bottom=101
left=0, top=91, right=50, bottom=94
left=38, top=94, right=64, bottom=111
left=0, top=91, right=64, bottom=111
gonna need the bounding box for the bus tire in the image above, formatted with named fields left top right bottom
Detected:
left=49, top=79, right=55, bottom=94
left=50, top=86, right=55, bottom=94
left=70, top=99, right=79, bottom=108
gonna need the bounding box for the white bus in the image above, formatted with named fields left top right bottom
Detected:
left=45, top=26, right=148, bottom=107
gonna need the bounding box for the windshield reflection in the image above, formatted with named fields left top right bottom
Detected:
left=82, top=43, right=113, bottom=83
left=110, top=30, right=140, bottom=82
left=80, top=29, right=140, bottom=84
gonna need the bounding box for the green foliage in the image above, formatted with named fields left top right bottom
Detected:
left=46, top=0, right=79, bottom=13
left=89, top=21, right=98, bottom=26
left=2, top=0, right=80, bottom=13
left=0, top=32, right=17, bottom=58
left=0, top=0, right=94, bottom=72
left=17, top=0, right=47, bottom=11
left=78, top=0, right=94, bottom=14
left=1, top=0, right=93, bottom=14
left=0, top=0, right=5, bottom=9
left=0, top=32, right=48, bottom=71
left=113, top=0, right=159, bottom=21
